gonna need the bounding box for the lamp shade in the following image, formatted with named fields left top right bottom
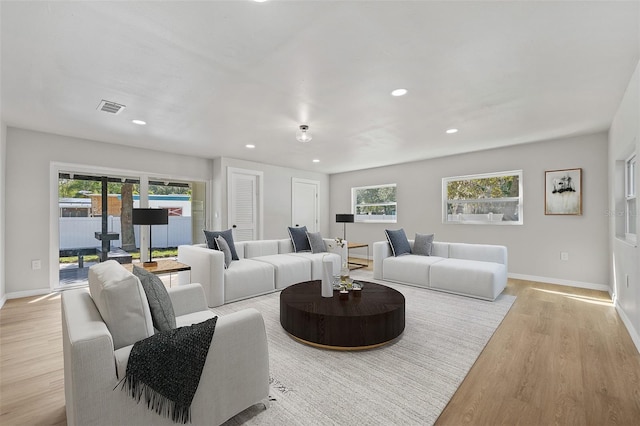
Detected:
left=132, top=208, right=169, bottom=225
left=336, top=214, right=354, bottom=223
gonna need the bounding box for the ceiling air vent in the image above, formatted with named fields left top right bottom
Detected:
left=97, top=99, right=126, bottom=115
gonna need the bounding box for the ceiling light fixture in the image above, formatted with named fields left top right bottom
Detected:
left=132, top=119, right=146, bottom=126
left=391, top=88, right=407, bottom=97
left=446, top=128, right=458, bottom=134
left=312, top=159, right=320, bottom=163
left=246, top=144, right=255, bottom=149
left=296, top=124, right=312, bottom=143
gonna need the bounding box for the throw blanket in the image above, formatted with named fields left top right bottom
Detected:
left=119, top=317, right=218, bottom=424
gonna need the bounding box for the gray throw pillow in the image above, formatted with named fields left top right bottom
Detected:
left=288, top=226, right=311, bottom=252
left=413, top=233, right=434, bottom=256
left=306, top=232, right=327, bottom=254
left=215, top=235, right=232, bottom=269
left=203, top=229, right=239, bottom=260
left=133, top=266, right=176, bottom=332
left=385, top=228, right=411, bottom=257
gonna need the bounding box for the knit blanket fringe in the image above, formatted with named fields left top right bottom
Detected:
left=121, top=373, right=193, bottom=423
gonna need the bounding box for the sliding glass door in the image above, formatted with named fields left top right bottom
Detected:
left=55, top=168, right=206, bottom=289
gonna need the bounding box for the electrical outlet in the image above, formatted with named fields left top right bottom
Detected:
left=31, top=259, right=42, bottom=270
left=560, top=252, right=569, bottom=261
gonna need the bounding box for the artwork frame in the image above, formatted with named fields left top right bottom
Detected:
left=545, top=168, right=582, bottom=215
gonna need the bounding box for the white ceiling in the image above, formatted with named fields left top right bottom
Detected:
left=1, top=1, right=639, bottom=174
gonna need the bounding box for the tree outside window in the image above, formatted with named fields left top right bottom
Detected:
left=443, top=170, right=523, bottom=225
left=352, top=184, right=397, bottom=223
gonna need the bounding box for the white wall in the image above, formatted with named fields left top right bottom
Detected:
left=4, top=127, right=212, bottom=297
left=330, top=132, right=610, bottom=289
left=0, top=122, right=7, bottom=307
left=609, top=60, right=640, bottom=352
left=213, top=157, right=330, bottom=240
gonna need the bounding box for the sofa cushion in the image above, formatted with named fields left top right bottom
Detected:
left=413, top=233, right=434, bottom=256
left=288, top=226, right=311, bottom=252
left=289, top=252, right=340, bottom=280
left=88, top=260, right=154, bottom=350
left=204, top=229, right=239, bottom=260
left=254, top=254, right=311, bottom=289
left=382, top=254, right=445, bottom=287
left=215, top=236, right=233, bottom=269
left=306, top=232, right=327, bottom=253
left=175, top=310, right=217, bottom=328
left=385, top=228, right=411, bottom=257
left=430, top=258, right=507, bottom=301
left=133, top=266, right=176, bottom=332
left=449, top=243, right=507, bottom=265
left=244, top=240, right=280, bottom=258
left=224, top=259, right=275, bottom=302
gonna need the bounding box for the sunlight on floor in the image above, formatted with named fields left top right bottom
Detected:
left=532, top=287, right=613, bottom=306
left=28, top=293, right=61, bottom=304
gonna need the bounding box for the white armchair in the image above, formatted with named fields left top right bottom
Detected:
left=61, top=261, right=269, bottom=425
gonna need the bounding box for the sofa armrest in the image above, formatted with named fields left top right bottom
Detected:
left=178, top=244, right=225, bottom=308
left=373, top=241, right=392, bottom=279
left=192, top=307, right=270, bottom=423
left=167, top=283, right=209, bottom=316
left=62, top=289, right=120, bottom=425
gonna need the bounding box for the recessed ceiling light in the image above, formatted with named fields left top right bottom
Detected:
left=254, top=0, right=268, bottom=2
left=312, top=159, right=320, bottom=163
left=132, top=119, right=146, bottom=126
left=391, top=89, right=407, bottom=97
left=246, top=144, right=255, bottom=149
left=446, top=128, right=458, bottom=134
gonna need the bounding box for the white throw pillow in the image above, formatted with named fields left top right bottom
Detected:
left=88, top=260, right=154, bottom=350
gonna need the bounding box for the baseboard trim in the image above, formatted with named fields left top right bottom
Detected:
left=615, top=303, right=640, bottom=355
left=508, top=273, right=609, bottom=292
left=0, top=295, right=6, bottom=309
left=5, top=288, right=51, bottom=301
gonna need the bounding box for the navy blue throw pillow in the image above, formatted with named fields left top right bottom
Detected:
left=385, top=228, right=411, bottom=257
left=203, top=229, right=239, bottom=260
left=288, top=226, right=311, bottom=252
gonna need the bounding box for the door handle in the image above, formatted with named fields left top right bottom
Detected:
left=232, top=225, right=237, bottom=228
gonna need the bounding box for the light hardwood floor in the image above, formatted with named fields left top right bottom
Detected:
left=1, top=263, right=639, bottom=425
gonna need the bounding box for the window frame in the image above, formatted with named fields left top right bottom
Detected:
left=351, top=183, right=397, bottom=223
left=625, top=153, right=637, bottom=245
left=442, top=170, right=523, bottom=225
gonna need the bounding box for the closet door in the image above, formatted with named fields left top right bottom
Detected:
left=292, top=178, right=319, bottom=232
left=227, top=168, right=263, bottom=241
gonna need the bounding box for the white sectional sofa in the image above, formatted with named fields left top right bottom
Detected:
left=178, top=238, right=346, bottom=307
left=373, top=240, right=507, bottom=301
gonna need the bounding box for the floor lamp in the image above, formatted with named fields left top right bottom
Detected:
left=335, top=214, right=354, bottom=241
left=133, top=208, right=169, bottom=267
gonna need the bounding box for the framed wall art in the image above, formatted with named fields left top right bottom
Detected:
left=545, top=168, right=582, bottom=215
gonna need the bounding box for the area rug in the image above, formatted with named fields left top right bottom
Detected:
left=219, top=270, right=515, bottom=426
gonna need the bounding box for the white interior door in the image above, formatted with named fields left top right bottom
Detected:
left=292, top=178, right=319, bottom=232
left=228, top=168, right=262, bottom=241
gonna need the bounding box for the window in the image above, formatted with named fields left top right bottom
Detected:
left=443, top=170, right=523, bottom=225
left=625, top=153, right=637, bottom=244
left=352, top=184, right=397, bottom=223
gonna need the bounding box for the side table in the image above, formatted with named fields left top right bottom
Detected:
left=123, top=259, right=191, bottom=287
left=347, top=242, right=369, bottom=269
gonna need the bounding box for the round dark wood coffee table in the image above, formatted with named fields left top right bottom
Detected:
left=280, top=280, right=405, bottom=350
